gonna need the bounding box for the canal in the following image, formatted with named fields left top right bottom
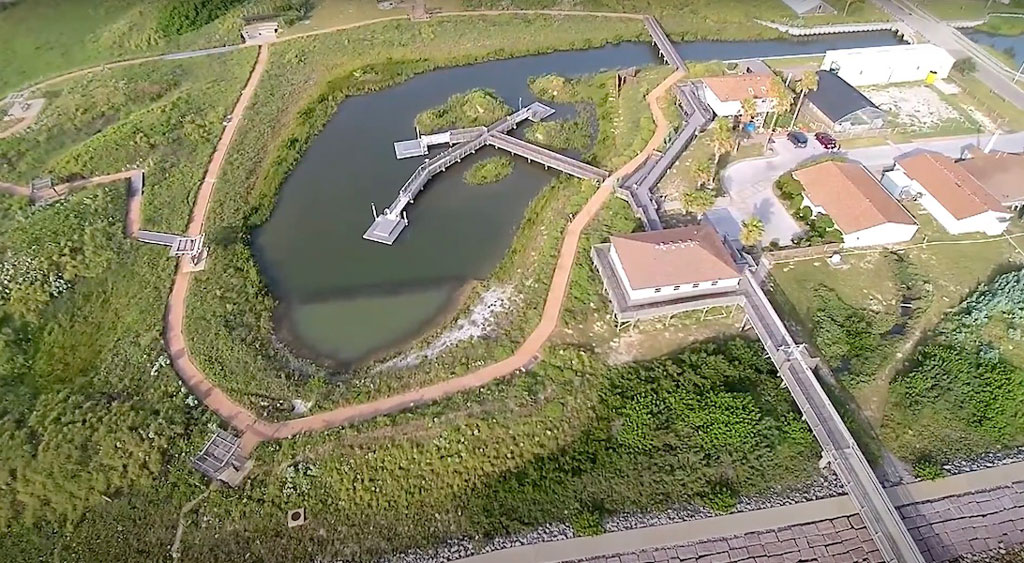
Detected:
left=253, top=31, right=903, bottom=367
left=967, top=28, right=1024, bottom=69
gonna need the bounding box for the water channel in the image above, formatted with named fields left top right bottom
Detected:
left=966, top=29, right=1024, bottom=69
left=253, top=31, right=903, bottom=367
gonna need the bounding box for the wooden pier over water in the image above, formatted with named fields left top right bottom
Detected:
left=365, top=102, right=611, bottom=245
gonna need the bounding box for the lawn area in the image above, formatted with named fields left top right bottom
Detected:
left=0, top=49, right=256, bottom=557
left=977, top=13, right=1024, bottom=35
left=178, top=340, right=821, bottom=562
left=770, top=204, right=1024, bottom=430
left=0, top=0, right=274, bottom=94
left=916, top=0, right=1024, bottom=20
left=949, top=72, right=1024, bottom=130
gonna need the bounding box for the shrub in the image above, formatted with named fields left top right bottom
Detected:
left=156, top=0, right=245, bottom=36
left=912, top=459, right=944, bottom=480
left=414, top=88, right=512, bottom=134
left=464, top=156, right=514, bottom=185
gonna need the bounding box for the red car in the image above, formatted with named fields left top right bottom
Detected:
left=815, top=132, right=840, bottom=151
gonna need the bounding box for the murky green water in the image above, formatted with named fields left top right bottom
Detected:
left=253, top=33, right=902, bottom=366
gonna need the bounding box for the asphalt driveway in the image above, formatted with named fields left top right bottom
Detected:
left=709, top=131, right=1024, bottom=246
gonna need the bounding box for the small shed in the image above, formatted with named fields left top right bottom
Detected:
left=802, top=71, right=885, bottom=132
left=192, top=430, right=252, bottom=487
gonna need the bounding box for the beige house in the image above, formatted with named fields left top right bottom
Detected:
left=700, top=73, right=778, bottom=123
left=958, top=146, right=1024, bottom=210
left=592, top=224, right=745, bottom=322
left=793, top=161, right=918, bottom=247
left=883, top=152, right=1012, bottom=236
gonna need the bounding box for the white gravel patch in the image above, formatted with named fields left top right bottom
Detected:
left=377, top=286, right=514, bottom=371
left=867, top=85, right=963, bottom=128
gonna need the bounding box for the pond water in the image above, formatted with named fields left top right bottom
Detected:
left=967, top=29, right=1024, bottom=68
left=253, top=31, right=903, bottom=367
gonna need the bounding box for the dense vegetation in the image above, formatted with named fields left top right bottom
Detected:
left=463, top=155, right=514, bottom=185
left=171, top=342, right=820, bottom=562
left=414, top=88, right=512, bottom=134
left=157, top=0, right=247, bottom=36
left=883, top=268, right=1024, bottom=473
left=525, top=115, right=594, bottom=151
left=0, top=50, right=254, bottom=549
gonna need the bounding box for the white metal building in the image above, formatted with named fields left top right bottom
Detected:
left=884, top=152, right=1012, bottom=236
left=820, top=44, right=956, bottom=87
left=793, top=161, right=918, bottom=248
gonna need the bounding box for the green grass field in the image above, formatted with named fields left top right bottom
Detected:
left=0, top=0, right=280, bottom=95
left=0, top=48, right=255, bottom=553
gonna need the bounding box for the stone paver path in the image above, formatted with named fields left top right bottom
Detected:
left=574, top=480, right=1024, bottom=563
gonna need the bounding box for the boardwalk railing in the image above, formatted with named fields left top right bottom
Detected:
left=741, top=272, right=924, bottom=563
left=643, top=16, right=686, bottom=72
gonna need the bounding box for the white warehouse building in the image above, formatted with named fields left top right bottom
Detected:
left=820, top=44, right=956, bottom=87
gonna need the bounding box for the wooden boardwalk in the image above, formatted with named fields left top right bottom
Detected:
left=365, top=101, right=612, bottom=245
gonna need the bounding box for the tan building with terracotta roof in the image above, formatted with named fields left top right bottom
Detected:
left=793, top=161, right=918, bottom=248
left=884, top=151, right=1011, bottom=236
left=590, top=224, right=745, bottom=322
left=700, top=72, right=778, bottom=120
left=958, top=147, right=1024, bottom=210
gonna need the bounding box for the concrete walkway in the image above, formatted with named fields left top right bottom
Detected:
left=454, top=461, right=1024, bottom=563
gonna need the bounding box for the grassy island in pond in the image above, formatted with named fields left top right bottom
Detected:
left=414, top=88, right=512, bottom=134
left=525, top=116, right=593, bottom=151
left=464, top=155, right=514, bottom=185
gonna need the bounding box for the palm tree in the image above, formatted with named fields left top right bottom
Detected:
left=740, top=97, right=757, bottom=123
left=690, top=158, right=715, bottom=189
left=767, top=76, right=794, bottom=132
left=709, top=118, right=733, bottom=167
left=791, top=70, right=819, bottom=128
left=739, top=217, right=765, bottom=248
left=682, top=188, right=717, bottom=217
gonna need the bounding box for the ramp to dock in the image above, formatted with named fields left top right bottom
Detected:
left=486, top=133, right=608, bottom=182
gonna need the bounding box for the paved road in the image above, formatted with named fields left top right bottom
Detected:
left=873, top=0, right=1024, bottom=109
left=711, top=132, right=1024, bottom=246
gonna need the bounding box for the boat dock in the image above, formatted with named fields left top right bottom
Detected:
left=643, top=16, right=687, bottom=72
left=366, top=101, right=607, bottom=245
left=394, top=127, right=488, bottom=159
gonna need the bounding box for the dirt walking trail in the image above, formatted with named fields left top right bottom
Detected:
left=242, top=69, right=687, bottom=447
left=163, top=45, right=270, bottom=439
left=2, top=10, right=683, bottom=453
left=162, top=58, right=682, bottom=452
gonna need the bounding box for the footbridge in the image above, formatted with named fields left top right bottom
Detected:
left=741, top=271, right=924, bottom=563
left=643, top=16, right=686, bottom=72
left=486, top=132, right=608, bottom=182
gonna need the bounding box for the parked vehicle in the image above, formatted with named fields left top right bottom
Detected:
left=815, top=131, right=840, bottom=151
left=787, top=131, right=808, bottom=148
